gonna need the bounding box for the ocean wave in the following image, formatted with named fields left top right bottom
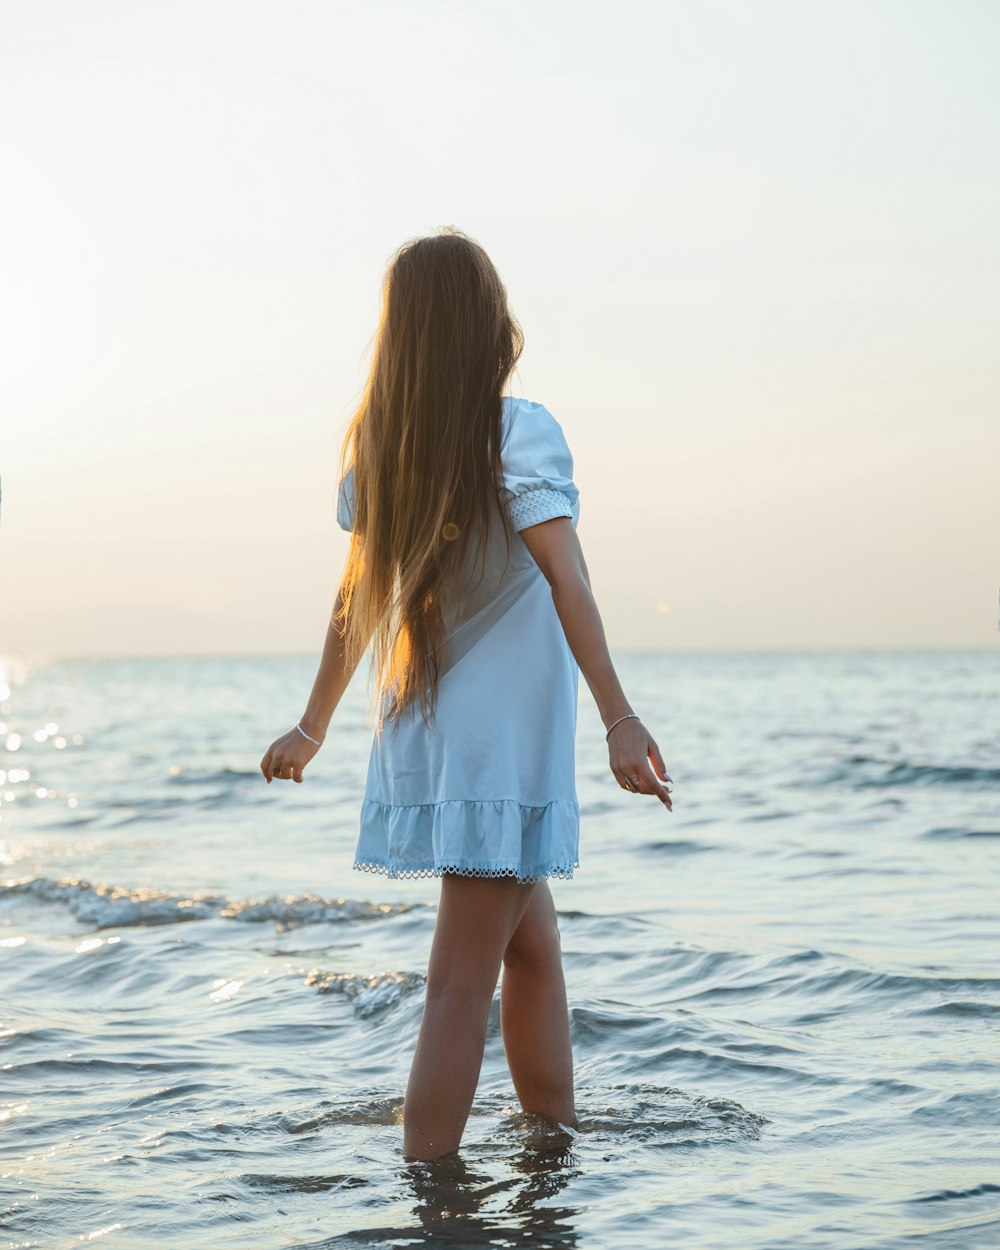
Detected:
left=284, top=1095, right=404, bottom=1133
left=0, top=875, right=423, bottom=930
left=236, top=1171, right=369, bottom=1194
left=575, top=1081, right=768, bottom=1145
left=638, top=839, right=716, bottom=855
left=305, top=968, right=426, bottom=1018
left=912, top=1181, right=1000, bottom=1204
left=922, top=825, right=1000, bottom=840
left=166, top=767, right=262, bottom=786
left=911, top=1000, right=1000, bottom=1018
left=641, top=944, right=1000, bottom=1015
left=811, top=755, right=1000, bottom=790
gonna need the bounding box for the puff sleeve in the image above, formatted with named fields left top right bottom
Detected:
left=500, top=400, right=580, bottom=533
left=336, top=464, right=356, bottom=532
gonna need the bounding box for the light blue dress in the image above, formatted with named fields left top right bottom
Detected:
left=336, top=396, right=581, bottom=884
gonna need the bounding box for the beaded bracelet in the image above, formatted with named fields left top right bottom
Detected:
left=605, top=712, right=640, bottom=741
left=295, top=722, right=324, bottom=747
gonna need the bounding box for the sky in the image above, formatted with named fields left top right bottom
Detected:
left=1, top=0, right=998, bottom=656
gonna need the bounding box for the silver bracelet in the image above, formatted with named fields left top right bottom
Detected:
left=295, top=722, right=324, bottom=747
left=605, top=712, right=640, bottom=741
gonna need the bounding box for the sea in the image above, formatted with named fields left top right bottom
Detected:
left=1, top=649, right=998, bottom=1250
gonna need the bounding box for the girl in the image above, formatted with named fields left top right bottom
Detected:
left=260, top=228, right=673, bottom=1162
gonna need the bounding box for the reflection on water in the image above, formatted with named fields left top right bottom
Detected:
left=397, top=1128, right=582, bottom=1250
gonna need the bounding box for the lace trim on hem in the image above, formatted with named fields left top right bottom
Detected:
left=352, top=859, right=579, bottom=884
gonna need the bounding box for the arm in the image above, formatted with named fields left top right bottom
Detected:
left=518, top=517, right=673, bottom=809
left=300, top=585, right=368, bottom=742
left=260, top=585, right=370, bottom=784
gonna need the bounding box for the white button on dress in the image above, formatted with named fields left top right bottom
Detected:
left=336, top=396, right=581, bottom=883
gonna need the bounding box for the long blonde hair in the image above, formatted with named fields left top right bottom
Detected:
left=334, top=228, right=524, bottom=738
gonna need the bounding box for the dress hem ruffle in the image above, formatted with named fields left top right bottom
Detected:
left=353, top=796, right=580, bottom=885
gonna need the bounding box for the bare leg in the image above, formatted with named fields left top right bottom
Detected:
left=500, top=881, right=577, bottom=1127
left=402, top=873, right=537, bottom=1161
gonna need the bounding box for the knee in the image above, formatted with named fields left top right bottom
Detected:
left=503, top=919, right=562, bottom=971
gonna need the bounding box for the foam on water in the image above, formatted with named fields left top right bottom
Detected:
left=1, top=874, right=422, bottom=928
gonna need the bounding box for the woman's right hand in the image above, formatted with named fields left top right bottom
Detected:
left=607, top=718, right=673, bottom=810
left=260, top=727, right=322, bottom=785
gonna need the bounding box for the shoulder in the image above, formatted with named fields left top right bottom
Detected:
left=501, top=395, right=566, bottom=447
left=503, top=395, right=551, bottom=421
left=499, top=394, right=578, bottom=501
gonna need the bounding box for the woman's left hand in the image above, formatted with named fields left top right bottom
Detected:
left=608, top=718, right=673, bottom=810
left=260, top=728, right=321, bottom=784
